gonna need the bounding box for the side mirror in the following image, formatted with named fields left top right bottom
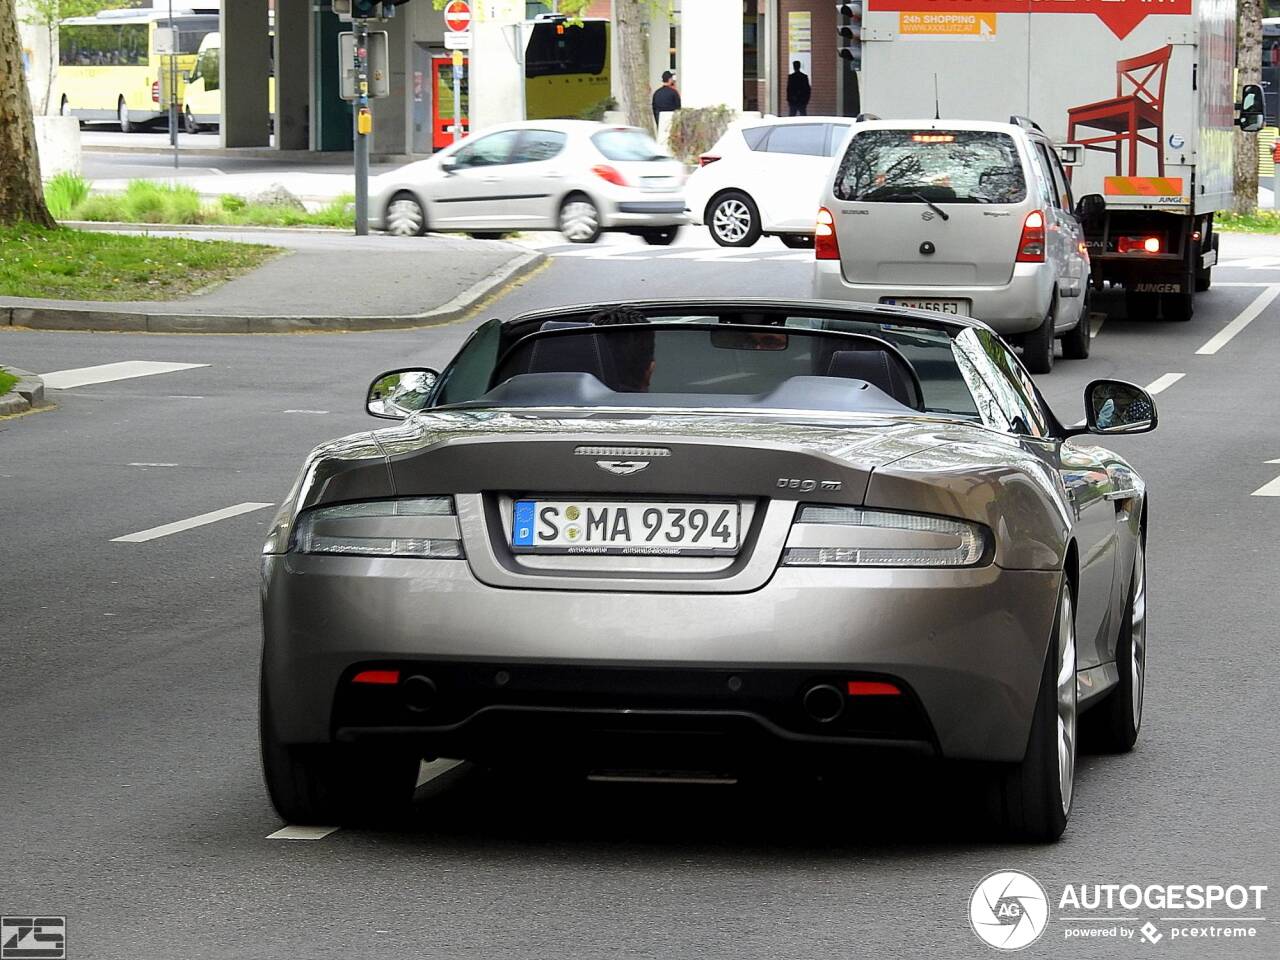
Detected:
left=367, top=367, right=439, bottom=419
left=439, top=155, right=459, bottom=175
left=1055, top=143, right=1084, bottom=167
left=1084, top=379, right=1157, bottom=435
left=1074, top=193, right=1106, bottom=227
left=1237, top=83, right=1265, bottom=132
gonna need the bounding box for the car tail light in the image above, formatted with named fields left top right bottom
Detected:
left=151, top=82, right=160, bottom=103
left=592, top=164, right=629, bottom=187
left=290, top=497, right=464, bottom=559
left=1015, top=210, right=1046, bottom=263
left=353, top=669, right=401, bottom=685
left=815, top=207, right=840, bottom=260
left=781, top=504, right=990, bottom=567
left=848, top=680, right=902, bottom=696
left=1116, top=235, right=1162, bottom=254
left=698, top=154, right=720, bottom=166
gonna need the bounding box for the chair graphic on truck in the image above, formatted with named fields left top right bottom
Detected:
left=1067, top=45, right=1173, bottom=177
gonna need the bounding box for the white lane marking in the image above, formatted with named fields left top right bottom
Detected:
left=267, top=825, right=339, bottom=840
left=1195, top=285, right=1280, bottom=355
left=283, top=409, right=329, bottom=414
left=1218, top=256, right=1280, bottom=269
left=417, top=757, right=465, bottom=787
left=1252, top=476, right=1280, bottom=497
left=1267, top=458, right=1280, bottom=464
left=128, top=462, right=178, bottom=467
left=1212, top=281, right=1271, bottom=287
left=1145, top=373, right=1185, bottom=395
left=41, top=361, right=208, bottom=390
left=111, top=501, right=273, bottom=542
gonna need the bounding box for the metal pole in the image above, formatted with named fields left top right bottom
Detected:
left=169, top=0, right=179, bottom=168
left=452, top=56, right=462, bottom=143
left=354, top=18, right=369, bottom=236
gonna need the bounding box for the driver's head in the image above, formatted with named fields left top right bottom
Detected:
left=589, top=306, right=655, bottom=392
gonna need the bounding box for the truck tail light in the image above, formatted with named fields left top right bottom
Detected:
left=591, top=164, right=629, bottom=187
left=1116, top=235, right=1162, bottom=254
left=1015, top=210, right=1046, bottom=263
left=815, top=207, right=840, bottom=260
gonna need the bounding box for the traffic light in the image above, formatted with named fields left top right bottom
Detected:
left=334, top=0, right=412, bottom=19
left=837, top=2, right=863, bottom=71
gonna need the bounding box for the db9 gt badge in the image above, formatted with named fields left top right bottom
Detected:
left=596, top=460, right=649, bottom=476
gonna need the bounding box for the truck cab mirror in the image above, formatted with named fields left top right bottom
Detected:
left=1237, top=84, right=1265, bottom=132
left=1074, top=193, right=1106, bottom=227
left=1055, top=143, right=1084, bottom=167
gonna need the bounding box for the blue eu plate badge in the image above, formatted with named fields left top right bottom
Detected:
left=513, top=500, right=536, bottom=547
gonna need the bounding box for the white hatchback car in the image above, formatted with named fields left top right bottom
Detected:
left=370, top=120, right=687, bottom=244
left=684, top=116, right=853, bottom=248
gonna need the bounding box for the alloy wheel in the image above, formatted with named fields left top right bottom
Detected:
left=1130, top=540, right=1147, bottom=730
left=560, top=199, right=599, bottom=242
left=712, top=199, right=752, bottom=243
left=1056, top=588, right=1078, bottom=815
left=386, top=197, right=425, bottom=237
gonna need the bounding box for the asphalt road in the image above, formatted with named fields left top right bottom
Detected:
left=2, top=235, right=1279, bottom=959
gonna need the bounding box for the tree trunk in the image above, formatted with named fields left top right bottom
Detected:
left=1234, top=0, right=1263, bottom=215
left=614, top=0, right=653, bottom=135
left=0, top=0, right=55, bottom=227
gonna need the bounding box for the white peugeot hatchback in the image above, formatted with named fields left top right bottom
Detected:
left=813, top=118, right=1092, bottom=373
left=685, top=116, right=853, bottom=248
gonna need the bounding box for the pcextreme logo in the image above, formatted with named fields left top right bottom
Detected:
left=969, top=871, right=1270, bottom=950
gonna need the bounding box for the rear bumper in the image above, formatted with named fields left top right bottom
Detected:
left=260, top=554, right=1060, bottom=764
left=600, top=196, right=688, bottom=229
left=812, top=261, right=1054, bottom=335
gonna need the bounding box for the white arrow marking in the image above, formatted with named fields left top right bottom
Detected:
left=1252, top=461, right=1280, bottom=496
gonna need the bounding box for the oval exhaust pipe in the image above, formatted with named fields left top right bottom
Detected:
left=802, top=684, right=845, bottom=724
left=402, top=674, right=438, bottom=712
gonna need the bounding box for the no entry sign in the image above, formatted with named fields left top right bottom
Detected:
left=443, top=0, right=471, bottom=33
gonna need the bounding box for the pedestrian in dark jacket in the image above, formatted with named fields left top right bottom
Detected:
left=652, top=70, right=681, bottom=125
left=786, top=61, right=811, bottom=117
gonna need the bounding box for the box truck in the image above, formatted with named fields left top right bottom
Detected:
left=857, top=0, right=1265, bottom=321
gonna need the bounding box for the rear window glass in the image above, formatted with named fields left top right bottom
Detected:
left=834, top=130, right=1026, bottom=204
left=592, top=129, right=667, bottom=161
left=765, top=124, right=829, bottom=157
left=742, top=126, right=771, bottom=150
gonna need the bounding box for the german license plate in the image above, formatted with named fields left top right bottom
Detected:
left=881, top=297, right=969, bottom=316
left=512, top=499, right=740, bottom=555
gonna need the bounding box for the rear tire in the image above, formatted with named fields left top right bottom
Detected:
left=984, top=579, right=1076, bottom=842
left=559, top=193, right=601, bottom=243
left=385, top=192, right=426, bottom=237
left=1060, top=294, right=1092, bottom=360
left=1081, top=537, right=1146, bottom=753
left=639, top=226, right=679, bottom=245
left=1022, top=303, right=1056, bottom=374
left=707, top=190, right=762, bottom=247
left=779, top=234, right=815, bottom=249
left=259, top=675, right=418, bottom=826
left=117, top=97, right=133, bottom=134
left=183, top=105, right=202, bottom=134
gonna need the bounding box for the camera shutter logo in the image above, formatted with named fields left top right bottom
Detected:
left=1, top=917, right=66, bottom=960
left=969, top=870, right=1049, bottom=951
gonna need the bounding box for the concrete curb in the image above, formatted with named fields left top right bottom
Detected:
left=0, top=367, right=48, bottom=417
left=0, top=252, right=546, bottom=334
left=61, top=220, right=348, bottom=235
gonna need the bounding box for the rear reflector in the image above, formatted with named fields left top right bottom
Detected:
left=815, top=206, right=839, bottom=260
left=1015, top=209, right=1046, bottom=263
left=847, top=680, right=902, bottom=696
left=698, top=154, right=720, bottom=166
left=353, top=669, right=400, bottom=685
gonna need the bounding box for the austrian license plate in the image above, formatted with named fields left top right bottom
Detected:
left=512, top=499, right=740, bottom=555
left=881, top=297, right=970, bottom=316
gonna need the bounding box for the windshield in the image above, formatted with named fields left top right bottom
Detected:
left=834, top=130, right=1026, bottom=204
left=433, top=310, right=981, bottom=418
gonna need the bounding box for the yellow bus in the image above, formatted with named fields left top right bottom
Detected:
left=524, top=16, right=611, bottom=121
left=181, top=30, right=276, bottom=134
left=55, top=7, right=218, bottom=132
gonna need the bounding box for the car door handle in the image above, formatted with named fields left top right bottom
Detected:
left=544, top=171, right=564, bottom=180
left=481, top=176, right=501, bottom=184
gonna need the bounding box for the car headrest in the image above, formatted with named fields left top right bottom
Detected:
left=827, top=349, right=920, bottom=409
left=525, top=329, right=614, bottom=384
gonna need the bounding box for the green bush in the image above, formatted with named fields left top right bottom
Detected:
left=578, top=96, right=618, bottom=122
left=666, top=105, right=736, bottom=164
left=219, top=194, right=247, bottom=212
left=1216, top=210, right=1280, bottom=234
left=45, top=172, right=91, bottom=219
left=72, top=194, right=125, bottom=222
left=121, top=181, right=170, bottom=223
left=56, top=180, right=356, bottom=229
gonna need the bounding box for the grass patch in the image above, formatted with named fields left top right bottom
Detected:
left=0, top=367, right=17, bottom=397
left=49, top=175, right=355, bottom=229
left=1216, top=210, right=1280, bottom=234
left=0, top=225, right=279, bottom=301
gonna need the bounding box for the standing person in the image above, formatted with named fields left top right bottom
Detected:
left=651, top=70, right=681, bottom=126
left=786, top=61, right=811, bottom=117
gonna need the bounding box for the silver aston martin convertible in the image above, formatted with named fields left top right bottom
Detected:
left=259, top=299, right=1154, bottom=841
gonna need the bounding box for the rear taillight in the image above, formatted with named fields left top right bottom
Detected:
left=815, top=206, right=839, bottom=260
left=591, top=164, right=629, bottom=187
left=1015, top=209, right=1046, bottom=263
left=698, top=154, right=720, bottom=167
left=353, top=669, right=400, bottom=685
left=1116, top=235, right=1162, bottom=254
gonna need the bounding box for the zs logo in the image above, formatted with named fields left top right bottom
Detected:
left=776, top=478, right=842, bottom=492
left=1, top=917, right=66, bottom=960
